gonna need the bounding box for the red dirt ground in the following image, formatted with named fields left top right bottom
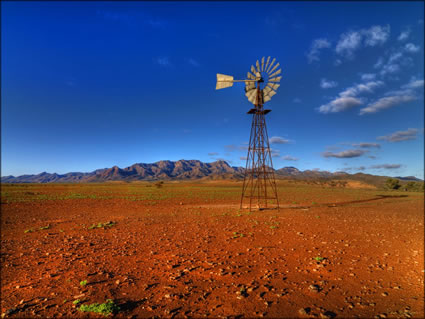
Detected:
left=1, top=182, right=424, bottom=318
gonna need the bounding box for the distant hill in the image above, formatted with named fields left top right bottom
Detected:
left=1, top=160, right=423, bottom=185
left=394, top=176, right=423, bottom=182
left=1, top=160, right=244, bottom=183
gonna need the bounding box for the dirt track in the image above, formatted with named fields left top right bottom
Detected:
left=1, top=182, right=424, bottom=318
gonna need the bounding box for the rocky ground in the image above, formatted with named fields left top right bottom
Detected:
left=1, top=182, right=424, bottom=318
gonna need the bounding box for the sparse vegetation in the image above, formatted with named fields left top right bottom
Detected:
left=154, top=181, right=164, bottom=189
left=401, top=181, right=424, bottom=192
left=73, top=299, right=81, bottom=305
left=80, top=280, right=87, bottom=286
left=88, top=221, right=116, bottom=230
left=385, top=178, right=401, bottom=190
left=232, top=232, right=246, bottom=238
left=78, top=299, right=120, bottom=316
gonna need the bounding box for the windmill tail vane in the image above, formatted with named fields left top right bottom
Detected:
left=216, top=56, right=282, bottom=211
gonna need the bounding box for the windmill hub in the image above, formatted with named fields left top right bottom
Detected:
left=215, top=56, right=282, bottom=211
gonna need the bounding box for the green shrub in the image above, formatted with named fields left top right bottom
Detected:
left=402, top=181, right=424, bottom=192
left=385, top=178, right=401, bottom=190
left=79, top=299, right=120, bottom=316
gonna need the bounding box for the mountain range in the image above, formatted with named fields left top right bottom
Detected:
left=1, top=159, right=422, bottom=184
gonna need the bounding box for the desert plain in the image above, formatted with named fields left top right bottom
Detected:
left=1, top=180, right=424, bottom=318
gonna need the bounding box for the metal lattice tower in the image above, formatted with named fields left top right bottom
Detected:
left=241, top=87, right=279, bottom=211
left=216, top=56, right=281, bottom=211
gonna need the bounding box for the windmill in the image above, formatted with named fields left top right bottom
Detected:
left=216, top=56, right=281, bottom=211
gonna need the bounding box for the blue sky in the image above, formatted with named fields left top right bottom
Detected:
left=1, top=1, right=424, bottom=178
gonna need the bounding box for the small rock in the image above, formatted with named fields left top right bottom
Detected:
left=321, top=311, right=336, bottom=319
left=299, top=307, right=311, bottom=315
left=309, top=284, right=320, bottom=292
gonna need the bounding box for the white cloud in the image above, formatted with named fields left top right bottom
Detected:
left=360, top=78, right=423, bottom=115
left=352, top=143, right=381, bottom=148
left=380, top=63, right=400, bottom=77
left=361, top=73, right=376, bottom=81
left=320, top=78, right=338, bottom=89
left=318, top=96, right=363, bottom=114
left=319, top=80, right=384, bottom=114
left=363, top=25, right=390, bottom=46
left=336, top=30, right=362, bottom=58
left=374, top=57, right=384, bottom=69
left=334, top=59, right=342, bottom=66
left=402, top=78, right=424, bottom=90
left=397, top=29, right=411, bottom=41
left=376, top=45, right=417, bottom=77
left=271, top=149, right=281, bottom=158
left=336, top=25, right=390, bottom=58
left=405, top=43, right=420, bottom=53
left=155, top=56, right=171, bottom=67
left=342, top=166, right=366, bottom=172
left=377, top=128, right=419, bottom=142
left=360, top=94, right=417, bottom=115
left=370, top=164, right=401, bottom=169
left=282, top=155, right=299, bottom=161
left=322, top=149, right=368, bottom=158
left=187, top=58, right=200, bottom=67
left=307, top=38, right=331, bottom=63
left=340, top=81, right=384, bottom=98
left=388, top=52, right=403, bottom=64
left=269, top=136, right=291, bottom=144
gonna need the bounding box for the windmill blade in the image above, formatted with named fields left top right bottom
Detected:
left=266, top=57, right=276, bottom=73
left=261, top=57, right=265, bottom=71
left=267, top=83, right=280, bottom=91
left=248, top=91, right=257, bottom=104
left=245, top=81, right=255, bottom=91
left=216, top=73, right=234, bottom=90
left=263, top=86, right=274, bottom=96
left=269, top=68, right=282, bottom=78
left=248, top=94, right=257, bottom=104
left=268, top=62, right=280, bottom=75
left=251, top=65, right=256, bottom=75
left=256, top=60, right=261, bottom=73
left=263, top=89, right=277, bottom=103
left=266, top=89, right=277, bottom=98
left=269, top=76, right=282, bottom=82
left=247, top=72, right=256, bottom=80
left=264, top=56, right=271, bottom=72
left=245, top=89, right=257, bottom=104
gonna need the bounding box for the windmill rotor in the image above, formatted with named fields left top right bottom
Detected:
left=215, top=56, right=282, bottom=106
